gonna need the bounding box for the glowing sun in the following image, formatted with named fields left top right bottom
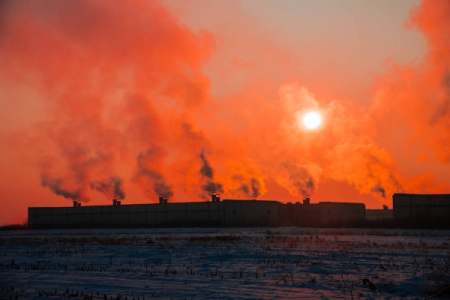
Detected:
left=302, top=111, right=322, bottom=129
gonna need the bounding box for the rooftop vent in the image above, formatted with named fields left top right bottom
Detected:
left=211, top=195, right=221, bottom=202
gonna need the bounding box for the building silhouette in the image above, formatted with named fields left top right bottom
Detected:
left=27, top=193, right=450, bottom=229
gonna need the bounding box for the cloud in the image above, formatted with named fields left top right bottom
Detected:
left=371, top=0, right=450, bottom=166
left=0, top=0, right=449, bottom=211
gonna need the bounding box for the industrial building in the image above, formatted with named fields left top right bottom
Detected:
left=393, top=193, right=450, bottom=227
left=28, top=193, right=450, bottom=229
left=28, top=196, right=364, bottom=229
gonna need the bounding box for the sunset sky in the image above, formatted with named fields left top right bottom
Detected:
left=1, top=0, right=449, bottom=225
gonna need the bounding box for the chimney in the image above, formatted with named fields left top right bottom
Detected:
left=159, top=196, right=167, bottom=204
left=215, top=196, right=220, bottom=202
left=383, top=205, right=388, bottom=210
left=77, top=202, right=81, bottom=207
left=113, top=199, right=117, bottom=206
left=303, top=198, right=310, bottom=205
left=117, top=200, right=121, bottom=206
left=73, top=200, right=78, bottom=207
left=211, top=194, right=216, bottom=202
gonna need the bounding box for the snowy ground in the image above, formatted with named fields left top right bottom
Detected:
left=0, top=227, right=449, bottom=299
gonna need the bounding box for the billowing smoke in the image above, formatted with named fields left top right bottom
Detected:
left=41, top=176, right=87, bottom=201
left=199, top=151, right=223, bottom=198
left=239, top=178, right=262, bottom=199
left=36, top=140, right=125, bottom=202
left=277, top=162, right=319, bottom=198
left=90, top=177, right=125, bottom=200
left=296, top=177, right=315, bottom=198
left=367, top=0, right=450, bottom=197
left=0, top=0, right=213, bottom=204
left=371, top=184, right=386, bottom=198
left=199, top=151, right=214, bottom=179
left=134, top=149, right=173, bottom=200
left=202, top=181, right=224, bottom=195
left=142, top=170, right=174, bottom=199
left=1, top=0, right=449, bottom=218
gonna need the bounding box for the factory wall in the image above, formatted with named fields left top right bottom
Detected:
left=28, top=199, right=366, bottom=229
left=222, top=200, right=279, bottom=226
left=29, top=202, right=224, bottom=229
left=278, top=202, right=320, bottom=226
left=318, top=202, right=365, bottom=226
left=393, top=193, right=450, bottom=227
left=365, top=209, right=393, bottom=221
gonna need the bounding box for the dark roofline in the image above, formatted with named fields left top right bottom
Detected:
left=318, top=201, right=365, bottom=206
left=394, top=193, right=450, bottom=196
left=222, top=199, right=280, bottom=203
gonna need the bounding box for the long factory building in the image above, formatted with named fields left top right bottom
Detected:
left=28, top=196, right=365, bottom=229
left=28, top=193, right=450, bottom=229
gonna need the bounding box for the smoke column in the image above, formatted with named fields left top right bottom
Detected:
left=90, top=177, right=126, bottom=200
left=134, top=149, right=174, bottom=200
left=198, top=151, right=223, bottom=199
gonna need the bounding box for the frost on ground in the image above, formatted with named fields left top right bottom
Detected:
left=0, top=227, right=449, bottom=299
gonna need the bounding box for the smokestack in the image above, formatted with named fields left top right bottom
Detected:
left=303, top=198, right=310, bottom=205
left=73, top=200, right=78, bottom=207
left=158, top=196, right=167, bottom=204
left=113, top=199, right=117, bottom=206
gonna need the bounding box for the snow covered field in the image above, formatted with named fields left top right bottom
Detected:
left=1, top=227, right=449, bottom=299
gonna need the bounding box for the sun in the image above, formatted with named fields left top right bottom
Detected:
left=302, top=111, right=322, bottom=129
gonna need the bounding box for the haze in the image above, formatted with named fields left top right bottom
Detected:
left=0, top=0, right=449, bottom=225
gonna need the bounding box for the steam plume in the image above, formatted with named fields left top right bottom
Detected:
left=199, top=151, right=223, bottom=198
left=279, top=162, right=318, bottom=198
left=239, top=178, right=262, bottom=198
left=41, top=176, right=87, bottom=201
left=90, top=177, right=125, bottom=200
left=371, top=184, right=386, bottom=199
left=134, top=149, right=173, bottom=200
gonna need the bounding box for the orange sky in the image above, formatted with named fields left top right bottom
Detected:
left=1, top=0, right=449, bottom=225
